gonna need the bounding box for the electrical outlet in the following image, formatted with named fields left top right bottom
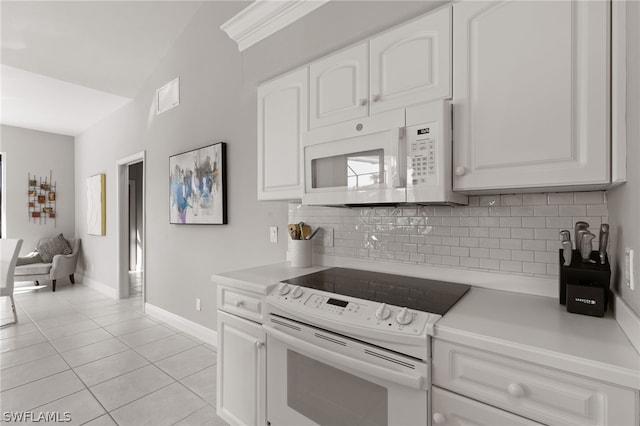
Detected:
left=625, top=249, right=635, bottom=290
left=270, top=226, right=278, bottom=243
left=196, top=298, right=201, bottom=311
left=323, top=227, right=334, bottom=247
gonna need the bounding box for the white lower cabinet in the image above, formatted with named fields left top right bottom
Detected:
left=432, top=387, right=542, bottom=426
left=432, top=339, right=639, bottom=426
left=217, top=310, right=266, bottom=426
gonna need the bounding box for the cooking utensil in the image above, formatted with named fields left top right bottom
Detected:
left=574, top=221, right=589, bottom=250
left=579, top=232, right=596, bottom=263
left=561, top=240, right=573, bottom=266
left=288, top=224, right=301, bottom=240
left=598, top=223, right=609, bottom=265
left=300, top=224, right=312, bottom=240
left=306, top=227, right=320, bottom=240
left=560, top=230, right=571, bottom=242
left=576, top=228, right=589, bottom=254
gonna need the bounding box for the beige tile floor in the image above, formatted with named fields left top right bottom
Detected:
left=0, top=279, right=228, bottom=426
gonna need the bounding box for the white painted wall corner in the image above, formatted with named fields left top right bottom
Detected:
left=78, top=274, right=117, bottom=299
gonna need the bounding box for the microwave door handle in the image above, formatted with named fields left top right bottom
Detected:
left=390, top=128, right=406, bottom=188
left=263, top=324, right=425, bottom=390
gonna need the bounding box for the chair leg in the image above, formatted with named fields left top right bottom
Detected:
left=10, top=295, right=18, bottom=324
left=52, top=280, right=56, bottom=292
left=69, top=274, right=75, bottom=284
left=35, top=281, right=40, bottom=286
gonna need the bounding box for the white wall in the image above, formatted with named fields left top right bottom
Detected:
left=607, top=1, right=640, bottom=316
left=74, top=1, right=444, bottom=331
left=0, top=125, right=75, bottom=254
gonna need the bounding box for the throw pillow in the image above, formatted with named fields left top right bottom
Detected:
left=36, top=234, right=72, bottom=263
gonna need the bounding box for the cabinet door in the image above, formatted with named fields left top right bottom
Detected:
left=453, top=1, right=609, bottom=191
left=432, top=387, right=543, bottom=426
left=217, top=311, right=266, bottom=426
left=257, top=67, right=307, bottom=200
left=309, top=42, right=369, bottom=129
left=370, top=6, right=452, bottom=115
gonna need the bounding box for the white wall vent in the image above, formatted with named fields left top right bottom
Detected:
left=156, top=77, right=180, bottom=115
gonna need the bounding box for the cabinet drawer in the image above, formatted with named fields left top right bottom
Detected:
left=432, top=387, right=542, bottom=426
left=219, top=286, right=263, bottom=323
left=433, top=340, right=638, bottom=426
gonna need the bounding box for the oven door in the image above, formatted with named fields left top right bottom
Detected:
left=264, top=317, right=428, bottom=426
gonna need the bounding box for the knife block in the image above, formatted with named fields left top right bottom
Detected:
left=559, top=250, right=611, bottom=317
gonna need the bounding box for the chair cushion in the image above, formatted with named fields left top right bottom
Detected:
left=36, top=234, right=72, bottom=263
left=14, top=263, right=52, bottom=276
left=16, top=251, right=44, bottom=266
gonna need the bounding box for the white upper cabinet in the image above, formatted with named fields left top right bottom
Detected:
left=309, top=6, right=452, bottom=129
left=452, top=1, right=610, bottom=192
left=309, top=43, right=369, bottom=129
left=370, top=6, right=452, bottom=115
left=257, top=67, right=308, bottom=200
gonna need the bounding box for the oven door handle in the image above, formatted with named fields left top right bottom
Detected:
left=263, top=324, right=425, bottom=390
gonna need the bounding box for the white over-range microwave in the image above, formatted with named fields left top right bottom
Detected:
left=302, top=100, right=467, bottom=206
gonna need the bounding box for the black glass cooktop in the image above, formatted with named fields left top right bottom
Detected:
left=282, top=267, right=470, bottom=315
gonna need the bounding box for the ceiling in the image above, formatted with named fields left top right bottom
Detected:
left=0, top=1, right=205, bottom=136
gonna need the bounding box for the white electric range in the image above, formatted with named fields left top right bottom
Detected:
left=263, top=267, right=470, bottom=426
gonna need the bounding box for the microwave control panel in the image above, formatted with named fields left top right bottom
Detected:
left=408, top=123, right=438, bottom=187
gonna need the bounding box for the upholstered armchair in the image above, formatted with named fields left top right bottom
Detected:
left=14, top=238, right=81, bottom=292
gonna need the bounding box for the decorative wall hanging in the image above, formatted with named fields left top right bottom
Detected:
left=169, top=142, right=227, bottom=225
left=28, top=172, right=56, bottom=224
left=87, top=174, right=106, bottom=235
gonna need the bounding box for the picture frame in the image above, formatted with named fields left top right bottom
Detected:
left=87, top=174, right=106, bottom=235
left=169, top=142, right=227, bottom=225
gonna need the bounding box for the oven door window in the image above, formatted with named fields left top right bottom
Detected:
left=311, top=149, right=384, bottom=190
left=287, top=350, right=388, bottom=426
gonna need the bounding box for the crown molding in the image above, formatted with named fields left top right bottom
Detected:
left=221, top=0, right=330, bottom=52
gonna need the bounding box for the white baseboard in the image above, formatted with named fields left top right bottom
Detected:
left=145, top=303, right=217, bottom=348
left=613, top=294, right=640, bottom=355
left=78, top=274, right=117, bottom=299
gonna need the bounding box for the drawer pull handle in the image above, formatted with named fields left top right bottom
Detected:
left=507, top=383, right=526, bottom=397
left=256, top=340, right=264, bottom=349
left=432, top=413, right=446, bottom=425
left=234, top=300, right=244, bottom=307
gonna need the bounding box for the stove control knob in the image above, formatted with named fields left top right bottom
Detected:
left=396, top=307, right=413, bottom=325
left=278, top=284, right=291, bottom=296
left=375, top=303, right=391, bottom=320
left=291, top=286, right=303, bottom=299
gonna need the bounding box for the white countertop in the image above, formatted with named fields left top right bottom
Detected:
left=211, top=263, right=328, bottom=295
left=212, top=262, right=640, bottom=390
left=435, top=287, right=640, bottom=390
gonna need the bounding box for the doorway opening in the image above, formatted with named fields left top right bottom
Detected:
left=128, top=162, right=143, bottom=296
left=116, top=152, right=145, bottom=303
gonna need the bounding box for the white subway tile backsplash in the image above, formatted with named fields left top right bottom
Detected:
left=533, top=206, right=559, bottom=216
left=523, top=193, right=548, bottom=205
left=522, top=217, right=546, bottom=228
left=489, top=206, right=511, bottom=216
left=469, top=227, right=490, bottom=238
left=469, top=207, right=490, bottom=217
left=586, top=204, right=608, bottom=216
left=289, top=191, right=607, bottom=280
left=490, top=248, right=512, bottom=260
left=490, top=227, right=511, bottom=238
left=559, top=205, right=587, bottom=216
left=547, top=193, right=574, bottom=205
left=574, top=191, right=604, bottom=204
left=510, top=206, right=534, bottom=216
